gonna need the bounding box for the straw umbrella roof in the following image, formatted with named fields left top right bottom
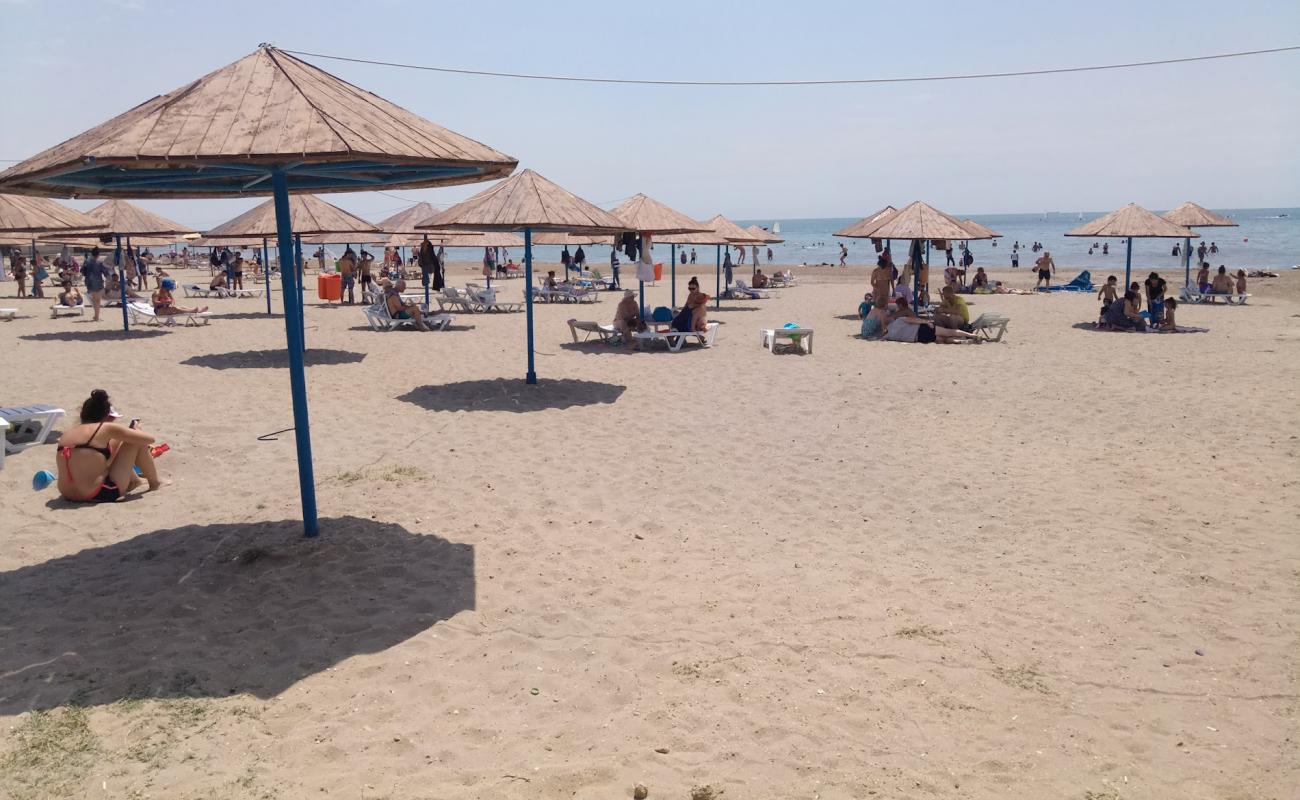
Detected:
left=85, top=199, right=195, bottom=236
left=438, top=232, right=525, bottom=248
left=864, top=201, right=990, bottom=241
left=0, top=194, right=105, bottom=234
left=958, top=219, right=1002, bottom=239
left=1067, top=203, right=1198, bottom=239
left=0, top=46, right=517, bottom=199
left=189, top=236, right=262, bottom=249
left=610, top=194, right=710, bottom=235
left=1163, top=202, right=1237, bottom=228
left=377, top=202, right=444, bottom=235
left=745, top=225, right=785, bottom=244
left=40, top=233, right=181, bottom=247
left=530, top=232, right=609, bottom=246
left=417, top=169, right=628, bottom=235
left=834, top=206, right=898, bottom=238
left=204, top=194, right=380, bottom=239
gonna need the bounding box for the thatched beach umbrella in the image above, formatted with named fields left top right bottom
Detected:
left=1164, top=202, right=1237, bottom=287
left=958, top=219, right=1001, bottom=240
left=864, top=201, right=993, bottom=311
left=1066, top=203, right=1197, bottom=287
left=418, top=169, right=627, bottom=384
left=834, top=205, right=900, bottom=266
left=81, top=200, right=196, bottom=329
left=0, top=44, right=516, bottom=537
left=0, top=195, right=104, bottom=297
left=207, top=194, right=381, bottom=316
left=745, top=225, right=784, bottom=244
left=610, top=194, right=710, bottom=312
left=658, top=217, right=757, bottom=307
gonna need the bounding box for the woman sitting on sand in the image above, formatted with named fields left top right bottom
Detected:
left=55, top=389, right=164, bottom=503
left=684, top=277, right=710, bottom=331
left=859, top=295, right=891, bottom=338
left=883, top=298, right=981, bottom=344
left=152, top=279, right=208, bottom=316
left=1103, top=290, right=1146, bottom=331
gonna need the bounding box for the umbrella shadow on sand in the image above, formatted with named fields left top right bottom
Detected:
left=0, top=516, right=474, bottom=713
left=398, top=378, right=624, bottom=413
left=180, top=348, right=366, bottom=369
left=20, top=329, right=169, bottom=343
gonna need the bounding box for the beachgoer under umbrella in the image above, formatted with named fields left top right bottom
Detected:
left=81, top=247, right=111, bottom=321
left=613, top=289, right=643, bottom=347
left=684, top=276, right=710, bottom=331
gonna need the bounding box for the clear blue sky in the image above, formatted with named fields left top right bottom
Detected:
left=1, top=0, right=1297, bottom=229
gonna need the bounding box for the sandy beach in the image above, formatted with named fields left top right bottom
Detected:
left=1, top=263, right=1297, bottom=799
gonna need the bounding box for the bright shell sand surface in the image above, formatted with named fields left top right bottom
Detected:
left=1, top=264, right=1297, bottom=799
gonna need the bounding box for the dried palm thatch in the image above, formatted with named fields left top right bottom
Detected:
left=376, top=202, right=444, bottom=234
left=0, top=46, right=517, bottom=199
left=437, top=232, right=525, bottom=248
left=958, top=219, right=1001, bottom=239
left=0, top=194, right=105, bottom=234
left=744, top=225, right=785, bottom=244
left=189, top=237, right=262, bottom=249
left=866, top=201, right=991, bottom=241
left=530, top=232, right=609, bottom=246
left=418, top=169, right=627, bottom=235
left=85, top=199, right=195, bottom=236
left=41, top=233, right=182, bottom=247
left=1163, top=202, right=1238, bottom=228
left=834, top=206, right=898, bottom=238
left=204, top=194, right=380, bottom=239
left=1067, top=203, right=1198, bottom=238
left=610, top=194, right=711, bottom=235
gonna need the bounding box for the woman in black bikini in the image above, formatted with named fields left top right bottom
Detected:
left=55, top=389, right=164, bottom=503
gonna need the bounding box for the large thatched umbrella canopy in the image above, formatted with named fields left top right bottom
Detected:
left=1067, top=203, right=1198, bottom=286
left=85, top=199, right=194, bottom=237
left=418, top=169, right=628, bottom=385
left=857, top=201, right=989, bottom=311
left=205, top=194, right=379, bottom=240
left=745, top=225, right=784, bottom=244
left=0, top=194, right=103, bottom=234
left=958, top=219, right=1001, bottom=239
left=608, top=195, right=711, bottom=310
left=1162, top=202, right=1237, bottom=286
left=0, top=44, right=516, bottom=538
left=834, top=205, right=898, bottom=238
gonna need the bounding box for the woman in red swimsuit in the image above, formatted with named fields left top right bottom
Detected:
left=55, top=389, right=164, bottom=503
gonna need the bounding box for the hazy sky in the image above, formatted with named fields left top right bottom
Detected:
left=1, top=0, right=1297, bottom=229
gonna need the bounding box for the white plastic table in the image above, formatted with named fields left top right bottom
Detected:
left=760, top=327, right=813, bottom=354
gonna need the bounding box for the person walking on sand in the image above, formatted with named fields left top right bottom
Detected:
left=81, top=247, right=111, bottom=321
left=839, top=242, right=848, bottom=267
left=1034, top=251, right=1055, bottom=289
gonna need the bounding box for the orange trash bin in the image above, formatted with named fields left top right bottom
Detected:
left=653, top=262, right=663, bottom=281
left=318, top=272, right=341, bottom=301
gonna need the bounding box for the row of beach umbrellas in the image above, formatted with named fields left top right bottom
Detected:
left=0, top=43, right=1241, bottom=537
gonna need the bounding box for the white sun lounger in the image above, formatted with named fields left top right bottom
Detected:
left=760, top=326, right=814, bottom=354
left=1, top=404, right=66, bottom=455
left=51, top=302, right=86, bottom=318
left=225, top=288, right=265, bottom=299
left=0, top=308, right=17, bottom=321
left=363, top=300, right=452, bottom=331
left=568, top=319, right=620, bottom=343
left=633, top=322, right=719, bottom=352
left=128, top=301, right=211, bottom=327
left=969, top=313, right=1010, bottom=342
left=184, top=284, right=216, bottom=298
left=1180, top=285, right=1250, bottom=305
left=731, top=280, right=771, bottom=299
left=436, top=287, right=481, bottom=313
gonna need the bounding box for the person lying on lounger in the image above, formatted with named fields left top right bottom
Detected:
left=884, top=298, right=982, bottom=344
left=384, top=279, right=435, bottom=331
left=55, top=280, right=82, bottom=307
left=152, top=279, right=208, bottom=316
left=55, top=388, right=165, bottom=503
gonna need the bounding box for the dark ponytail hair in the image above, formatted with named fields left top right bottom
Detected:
left=80, top=389, right=112, bottom=423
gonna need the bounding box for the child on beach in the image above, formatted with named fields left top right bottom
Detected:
left=1235, top=269, right=1247, bottom=295
left=1160, top=298, right=1178, bottom=331
left=1097, top=275, right=1119, bottom=304
left=858, top=292, right=872, bottom=319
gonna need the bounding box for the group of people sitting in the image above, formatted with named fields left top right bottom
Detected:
left=609, top=277, right=711, bottom=347
left=1195, top=264, right=1248, bottom=300
left=857, top=284, right=982, bottom=344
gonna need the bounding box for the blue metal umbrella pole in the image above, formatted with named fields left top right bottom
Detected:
left=671, top=243, right=677, bottom=308
left=271, top=169, right=319, bottom=538
left=1124, top=236, right=1133, bottom=288
left=524, top=227, right=537, bottom=385
left=263, top=237, right=272, bottom=314
left=1183, top=236, right=1192, bottom=288
left=115, top=234, right=129, bottom=331
left=294, top=233, right=305, bottom=351
left=714, top=244, right=721, bottom=310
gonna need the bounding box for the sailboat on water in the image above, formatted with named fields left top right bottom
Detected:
left=772, top=221, right=781, bottom=234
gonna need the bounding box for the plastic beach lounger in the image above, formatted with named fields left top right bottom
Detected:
left=760, top=326, right=814, bottom=354
left=363, top=301, right=452, bottom=332
left=633, top=322, right=719, bottom=352
left=128, top=301, right=211, bottom=327
left=1, top=404, right=66, bottom=455
left=969, top=313, right=1010, bottom=342
left=568, top=319, right=620, bottom=343
left=51, top=303, right=86, bottom=318
left=0, top=308, right=17, bottom=321
left=183, top=284, right=214, bottom=298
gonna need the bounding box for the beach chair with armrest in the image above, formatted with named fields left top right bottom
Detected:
left=469, top=286, right=523, bottom=312
left=128, top=301, right=211, bottom=327
left=567, top=319, right=620, bottom=344
left=968, top=312, right=1010, bottom=342
left=633, top=322, right=720, bottom=352
left=731, top=279, right=771, bottom=299
left=1, top=404, right=66, bottom=455
left=364, top=297, right=452, bottom=331
left=183, top=284, right=214, bottom=298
